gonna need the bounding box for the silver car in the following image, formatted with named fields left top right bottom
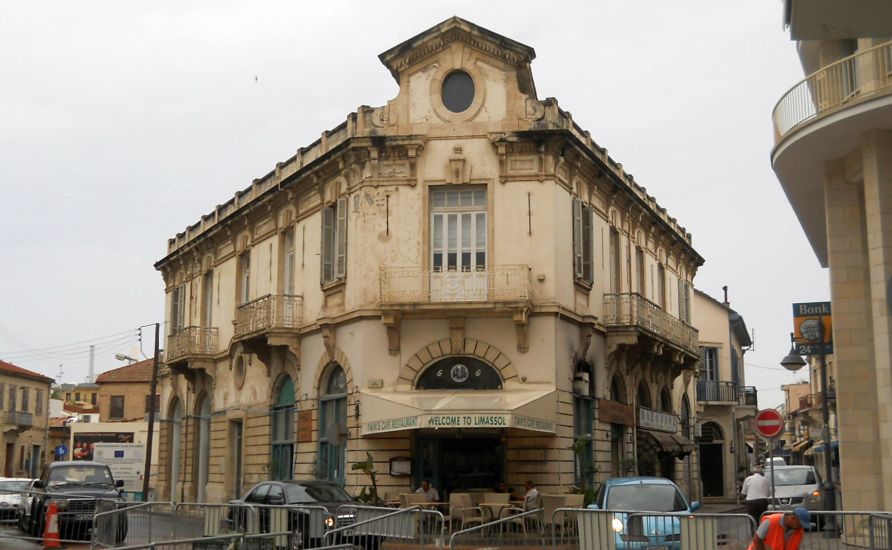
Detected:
left=0, top=478, right=32, bottom=522
left=766, top=465, right=824, bottom=512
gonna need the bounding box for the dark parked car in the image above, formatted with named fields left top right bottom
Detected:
left=229, top=480, right=358, bottom=548
left=21, top=461, right=127, bottom=543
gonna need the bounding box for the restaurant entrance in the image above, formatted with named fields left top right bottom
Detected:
left=415, top=433, right=504, bottom=497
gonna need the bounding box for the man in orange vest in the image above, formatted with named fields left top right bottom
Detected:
left=748, top=507, right=810, bottom=550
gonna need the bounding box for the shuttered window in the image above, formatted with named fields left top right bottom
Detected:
left=572, top=198, right=594, bottom=284
left=321, top=198, right=347, bottom=284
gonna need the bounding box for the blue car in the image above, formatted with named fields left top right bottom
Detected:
left=587, top=477, right=701, bottom=549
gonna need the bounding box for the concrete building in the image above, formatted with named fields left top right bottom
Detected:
left=0, top=360, right=52, bottom=478
left=691, top=289, right=757, bottom=501
left=155, top=17, right=703, bottom=504
left=95, top=359, right=157, bottom=422
left=771, top=0, right=892, bottom=509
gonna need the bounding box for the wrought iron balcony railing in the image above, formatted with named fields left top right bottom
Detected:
left=3, top=411, right=34, bottom=428
left=603, top=293, right=698, bottom=356
left=740, top=386, right=758, bottom=407
left=166, top=326, right=218, bottom=362
left=234, top=294, right=303, bottom=338
left=773, top=41, right=892, bottom=141
left=797, top=393, right=829, bottom=411
left=696, top=380, right=739, bottom=403
left=380, top=266, right=530, bottom=304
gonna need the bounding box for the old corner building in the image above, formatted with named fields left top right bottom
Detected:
left=154, top=17, right=705, bottom=504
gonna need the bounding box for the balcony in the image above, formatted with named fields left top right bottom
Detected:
left=696, top=380, right=739, bottom=404
left=773, top=41, right=892, bottom=141
left=380, top=266, right=530, bottom=305
left=3, top=411, right=34, bottom=428
left=603, top=293, right=699, bottom=360
left=797, top=393, right=832, bottom=411
left=166, top=326, right=218, bottom=363
left=234, top=294, right=303, bottom=338
left=740, top=386, right=758, bottom=407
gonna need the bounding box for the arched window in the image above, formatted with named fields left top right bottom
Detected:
left=681, top=395, right=691, bottom=438
left=319, top=364, right=347, bottom=483
left=166, top=398, right=183, bottom=502
left=271, top=377, right=295, bottom=480
left=610, top=375, right=626, bottom=403
left=416, top=357, right=502, bottom=390
left=637, top=381, right=652, bottom=409
left=700, top=421, right=724, bottom=442
left=660, top=387, right=673, bottom=413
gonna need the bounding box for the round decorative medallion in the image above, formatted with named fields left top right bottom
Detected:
left=450, top=363, right=470, bottom=383
left=233, top=356, right=246, bottom=389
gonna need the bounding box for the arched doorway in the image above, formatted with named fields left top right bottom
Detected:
left=658, top=387, right=675, bottom=481
left=636, top=382, right=656, bottom=476
left=167, top=398, right=183, bottom=502
left=319, top=364, right=347, bottom=483
left=194, top=394, right=211, bottom=502
left=699, top=421, right=725, bottom=497
left=681, top=395, right=694, bottom=498
left=610, top=375, right=628, bottom=477
left=271, top=377, right=295, bottom=480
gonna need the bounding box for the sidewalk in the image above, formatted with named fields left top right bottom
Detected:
left=699, top=502, right=746, bottom=514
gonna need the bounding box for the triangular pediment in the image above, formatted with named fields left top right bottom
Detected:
left=378, top=16, right=537, bottom=97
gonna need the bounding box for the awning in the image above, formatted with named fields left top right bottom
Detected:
left=638, top=429, right=695, bottom=457
left=359, top=388, right=557, bottom=436
left=805, top=440, right=838, bottom=455
left=792, top=439, right=813, bottom=453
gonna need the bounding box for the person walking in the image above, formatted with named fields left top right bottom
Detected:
left=747, top=507, right=810, bottom=550
left=741, top=466, right=771, bottom=523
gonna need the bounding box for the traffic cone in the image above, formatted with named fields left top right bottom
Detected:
left=43, top=500, right=61, bottom=548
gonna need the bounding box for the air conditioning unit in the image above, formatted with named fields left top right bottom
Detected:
left=573, top=372, right=590, bottom=397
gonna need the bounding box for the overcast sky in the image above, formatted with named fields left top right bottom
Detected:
left=0, top=2, right=828, bottom=408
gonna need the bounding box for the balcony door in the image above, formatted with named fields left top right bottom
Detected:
left=430, top=187, right=487, bottom=302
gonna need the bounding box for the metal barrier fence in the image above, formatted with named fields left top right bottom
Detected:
left=758, top=510, right=892, bottom=550
left=449, top=507, right=544, bottom=549
left=326, top=504, right=446, bottom=549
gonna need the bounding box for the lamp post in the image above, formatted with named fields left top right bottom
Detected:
left=780, top=326, right=836, bottom=526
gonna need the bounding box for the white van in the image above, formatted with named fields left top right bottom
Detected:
left=764, top=456, right=787, bottom=468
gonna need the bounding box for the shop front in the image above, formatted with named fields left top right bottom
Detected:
left=360, top=383, right=557, bottom=496
left=636, top=407, right=694, bottom=480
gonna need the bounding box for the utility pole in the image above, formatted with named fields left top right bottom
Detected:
left=143, top=324, right=160, bottom=501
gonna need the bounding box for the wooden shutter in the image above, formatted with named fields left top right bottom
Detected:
left=336, top=197, right=347, bottom=279
left=321, top=204, right=334, bottom=283
left=573, top=199, right=583, bottom=279
left=678, top=279, right=686, bottom=322
left=582, top=206, right=593, bottom=282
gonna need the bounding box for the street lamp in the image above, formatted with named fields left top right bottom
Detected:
left=779, top=324, right=836, bottom=528
left=114, top=353, right=139, bottom=364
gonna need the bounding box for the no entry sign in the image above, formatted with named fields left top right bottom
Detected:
left=754, top=409, right=784, bottom=438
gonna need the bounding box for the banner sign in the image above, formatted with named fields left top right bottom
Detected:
left=72, top=432, right=134, bottom=461
left=597, top=399, right=636, bottom=427
left=637, top=407, right=679, bottom=433
left=363, top=413, right=555, bottom=435
left=792, top=301, right=833, bottom=354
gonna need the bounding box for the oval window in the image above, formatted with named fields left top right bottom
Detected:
left=442, top=71, right=475, bottom=113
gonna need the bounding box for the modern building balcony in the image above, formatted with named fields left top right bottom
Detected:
left=166, top=326, right=218, bottom=364
left=3, top=411, right=34, bottom=428
left=380, top=265, right=531, bottom=309
left=603, top=293, right=699, bottom=363
left=771, top=41, right=892, bottom=266
left=797, top=392, right=834, bottom=411
left=696, top=380, right=739, bottom=404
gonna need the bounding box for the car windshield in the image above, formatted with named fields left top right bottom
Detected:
left=0, top=480, right=29, bottom=491
left=48, top=466, right=113, bottom=485
left=607, top=484, right=688, bottom=512
left=772, top=468, right=818, bottom=486
left=286, top=483, right=353, bottom=504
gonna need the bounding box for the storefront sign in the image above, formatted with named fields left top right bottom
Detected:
left=365, top=416, right=419, bottom=434
left=792, top=301, right=833, bottom=354
left=297, top=410, right=313, bottom=443
left=597, top=399, right=635, bottom=426
left=362, top=413, right=556, bottom=435
left=637, top=407, right=678, bottom=433
left=425, top=414, right=509, bottom=428
left=512, top=415, right=555, bottom=433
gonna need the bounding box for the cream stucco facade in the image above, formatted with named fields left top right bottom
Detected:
left=690, top=290, right=756, bottom=501
left=0, top=361, right=52, bottom=478
left=155, top=17, right=705, bottom=504
left=772, top=2, right=892, bottom=510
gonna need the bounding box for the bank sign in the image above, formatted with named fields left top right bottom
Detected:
left=792, top=301, right=833, bottom=355
left=363, top=413, right=555, bottom=435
